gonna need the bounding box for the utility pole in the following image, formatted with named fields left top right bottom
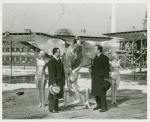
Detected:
left=10, top=37, right=12, bottom=83
left=111, top=3, right=116, bottom=33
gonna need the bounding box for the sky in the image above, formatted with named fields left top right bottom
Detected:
left=2, top=3, right=147, bottom=36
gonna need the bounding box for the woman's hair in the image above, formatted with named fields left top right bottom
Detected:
left=52, top=47, right=59, bottom=55
left=110, top=52, right=119, bottom=61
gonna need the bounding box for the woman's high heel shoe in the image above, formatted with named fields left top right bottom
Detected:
left=84, top=101, right=91, bottom=109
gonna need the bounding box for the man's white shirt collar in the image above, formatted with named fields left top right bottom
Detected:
left=53, top=56, right=59, bottom=60
left=97, top=53, right=101, bottom=58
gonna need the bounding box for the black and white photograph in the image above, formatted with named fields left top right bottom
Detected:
left=1, top=0, right=148, bottom=119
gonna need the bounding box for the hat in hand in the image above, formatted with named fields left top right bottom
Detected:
left=49, top=84, right=60, bottom=95
left=103, top=80, right=111, bottom=91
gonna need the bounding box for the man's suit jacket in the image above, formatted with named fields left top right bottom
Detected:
left=48, top=56, right=65, bottom=86
left=48, top=56, right=65, bottom=99
left=91, top=54, right=109, bottom=79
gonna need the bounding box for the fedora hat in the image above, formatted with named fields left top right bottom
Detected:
left=103, top=80, right=111, bottom=91
left=49, top=84, right=60, bottom=95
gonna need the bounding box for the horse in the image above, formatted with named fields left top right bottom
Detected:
left=62, top=40, right=91, bottom=108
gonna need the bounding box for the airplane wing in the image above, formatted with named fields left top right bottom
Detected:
left=54, top=34, right=113, bottom=43
left=17, top=33, right=70, bottom=56
left=54, top=34, right=113, bottom=59
left=79, top=36, right=112, bottom=42
left=16, top=33, right=115, bottom=63
left=53, top=35, right=76, bottom=44
left=31, top=33, right=70, bottom=55
left=19, top=41, right=41, bottom=52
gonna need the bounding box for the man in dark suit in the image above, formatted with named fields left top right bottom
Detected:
left=90, top=45, right=110, bottom=112
left=47, top=48, right=65, bottom=113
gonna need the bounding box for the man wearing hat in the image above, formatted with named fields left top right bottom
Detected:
left=89, top=45, right=110, bottom=112
left=47, top=47, right=65, bottom=113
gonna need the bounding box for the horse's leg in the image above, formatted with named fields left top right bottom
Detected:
left=79, top=87, right=90, bottom=108
left=68, top=82, right=81, bottom=106
left=66, top=72, right=74, bottom=90
left=84, top=88, right=90, bottom=108
left=68, top=91, right=81, bottom=106
left=74, top=66, right=90, bottom=108
left=63, top=72, right=73, bottom=107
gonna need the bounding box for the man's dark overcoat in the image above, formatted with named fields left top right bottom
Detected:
left=91, top=54, right=110, bottom=96
left=48, top=56, right=65, bottom=99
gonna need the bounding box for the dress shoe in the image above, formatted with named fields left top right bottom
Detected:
left=100, top=109, right=107, bottom=112
left=49, top=110, right=59, bottom=113
left=93, top=106, right=102, bottom=110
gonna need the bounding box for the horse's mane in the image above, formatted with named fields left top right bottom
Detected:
left=63, top=44, right=83, bottom=70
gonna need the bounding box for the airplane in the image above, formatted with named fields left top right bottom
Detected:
left=3, top=31, right=117, bottom=67
left=17, top=32, right=115, bottom=66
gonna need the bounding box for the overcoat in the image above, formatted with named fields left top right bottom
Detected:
left=91, top=54, right=110, bottom=96
left=48, top=56, right=65, bottom=99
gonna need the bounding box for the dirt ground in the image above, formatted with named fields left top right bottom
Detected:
left=2, top=86, right=147, bottom=119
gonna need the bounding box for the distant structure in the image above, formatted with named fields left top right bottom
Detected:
left=103, top=10, right=147, bottom=71
left=2, top=30, right=35, bottom=66
left=111, top=3, right=116, bottom=33
left=142, top=10, right=147, bottom=30
left=132, top=26, right=136, bottom=31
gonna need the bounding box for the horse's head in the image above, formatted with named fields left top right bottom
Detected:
left=73, top=44, right=83, bottom=60
left=63, top=39, right=85, bottom=71
left=71, top=40, right=82, bottom=60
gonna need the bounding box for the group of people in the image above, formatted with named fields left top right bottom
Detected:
left=25, top=40, right=123, bottom=113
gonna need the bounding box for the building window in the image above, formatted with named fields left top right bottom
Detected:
left=20, top=48, right=22, bottom=52
left=19, top=57, right=22, bottom=61
left=22, top=57, right=25, bottom=61
left=6, top=57, right=9, bottom=61
left=9, top=48, right=11, bottom=52
left=25, top=57, right=27, bottom=61
left=14, top=57, right=16, bottom=61
left=12, top=47, right=15, bottom=52
left=4, top=48, right=6, bottom=52
left=16, top=47, right=19, bottom=52
left=5, top=47, right=9, bottom=52
left=14, top=48, right=17, bottom=52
